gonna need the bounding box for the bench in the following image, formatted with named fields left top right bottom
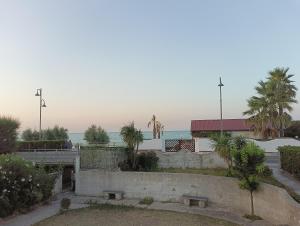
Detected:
left=103, top=190, right=124, bottom=200
left=182, top=194, right=208, bottom=208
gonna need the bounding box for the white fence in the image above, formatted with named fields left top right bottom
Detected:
left=139, top=138, right=300, bottom=153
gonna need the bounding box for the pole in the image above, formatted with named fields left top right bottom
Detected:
left=39, top=88, right=42, bottom=140
left=218, top=77, right=224, bottom=136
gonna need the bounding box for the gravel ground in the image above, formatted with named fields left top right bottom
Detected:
left=33, top=207, right=239, bottom=226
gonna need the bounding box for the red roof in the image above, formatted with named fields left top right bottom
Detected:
left=191, top=119, right=251, bottom=132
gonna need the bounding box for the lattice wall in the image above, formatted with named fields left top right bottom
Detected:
left=165, top=139, right=195, bottom=152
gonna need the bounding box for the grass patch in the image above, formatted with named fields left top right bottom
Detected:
left=244, top=214, right=263, bottom=221
left=139, top=197, right=154, bottom=205
left=33, top=205, right=239, bottom=226
left=156, top=168, right=228, bottom=176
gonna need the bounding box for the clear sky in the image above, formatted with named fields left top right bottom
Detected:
left=0, top=0, right=300, bottom=132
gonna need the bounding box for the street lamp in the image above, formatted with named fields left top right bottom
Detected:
left=35, top=88, right=46, bottom=139
left=218, top=77, right=224, bottom=136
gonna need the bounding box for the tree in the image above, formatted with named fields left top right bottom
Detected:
left=148, top=115, right=164, bottom=139
left=285, top=121, right=300, bottom=138
left=148, top=115, right=158, bottom=139
left=244, top=67, right=297, bottom=138
left=232, top=142, right=265, bottom=217
left=120, top=122, right=144, bottom=169
left=156, top=121, right=165, bottom=139
left=0, top=116, right=20, bottom=153
left=267, top=67, right=297, bottom=137
left=210, top=134, right=233, bottom=175
left=232, top=136, right=247, bottom=150
left=21, top=129, right=40, bottom=141
left=22, top=126, right=69, bottom=141
left=43, top=126, right=69, bottom=140
left=84, top=125, right=110, bottom=144
left=244, top=81, right=278, bottom=139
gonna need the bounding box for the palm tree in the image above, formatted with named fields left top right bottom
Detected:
left=244, top=81, right=277, bottom=138
left=148, top=115, right=157, bottom=139
left=267, top=67, right=297, bottom=137
left=210, top=134, right=233, bottom=175
left=156, top=122, right=165, bottom=139
left=120, top=122, right=144, bottom=169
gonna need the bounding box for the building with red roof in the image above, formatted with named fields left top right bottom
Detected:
left=191, top=119, right=256, bottom=138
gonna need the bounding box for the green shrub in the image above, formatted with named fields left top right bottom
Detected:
left=278, top=146, right=300, bottom=179
left=84, top=125, right=110, bottom=144
left=284, top=121, right=300, bottom=138
left=136, top=151, right=159, bottom=171
left=22, top=126, right=69, bottom=141
left=0, top=196, right=13, bottom=218
left=119, top=151, right=159, bottom=172
left=60, top=198, right=71, bottom=210
left=0, top=116, right=20, bottom=154
left=17, top=140, right=67, bottom=150
left=0, top=154, right=55, bottom=217
left=139, top=197, right=154, bottom=205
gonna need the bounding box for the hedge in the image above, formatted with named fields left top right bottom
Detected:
left=80, top=145, right=126, bottom=151
left=278, top=146, right=300, bottom=179
left=17, top=140, right=67, bottom=151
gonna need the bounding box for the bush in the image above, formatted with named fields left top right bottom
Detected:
left=22, top=126, right=69, bottom=141
left=0, top=197, right=13, bottom=218
left=0, top=154, right=55, bottom=217
left=278, top=146, right=300, bottom=179
left=119, top=151, right=159, bottom=172
left=118, top=160, right=133, bottom=171
left=0, top=116, right=20, bottom=154
left=139, top=197, right=154, bottom=205
left=60, top=198, right=71, bottom=210
left=136, top=151, right=159, bottom=171
left=284, top=121, right=300, bottom=138
left=17, top=140, right=67, bottom=151
left=84, top=125, right=110, bottom=144
left=259, top=165, right=273, bottom=177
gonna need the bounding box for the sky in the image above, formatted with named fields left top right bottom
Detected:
left=0, top=0, right=300, bottom=132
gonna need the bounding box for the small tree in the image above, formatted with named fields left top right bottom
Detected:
left=232, top=136, right=247, bottom=151
left=43, top=126, right=69, bottom=140
left=22, top=126, right=69, bottom=141
left=0, top=116, right=20, bottom=153
left=210, top=134, right=233, bottom=175
left=232, top=142, right=265, bottom=217
left=120, top=122, right=144, bottom=169
left=21, top=129, right=40, bottom=141
left=84, top=125, right=110, bottom=144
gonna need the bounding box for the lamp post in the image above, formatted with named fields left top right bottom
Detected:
left=35, top=88, right=46, bottom=139
left=218, top=77, right=224, bottom=136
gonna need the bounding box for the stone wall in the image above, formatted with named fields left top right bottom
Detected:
left=151, top=150, right=227, bottom=168
left=17, top=151, right=78, bottom=165
left=76, top=171, right=300, bottom=226
left=80, top=149, right=127, bottom=170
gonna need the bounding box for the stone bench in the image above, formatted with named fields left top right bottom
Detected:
left=103, top=190, right=124, bottom=200
left=182, top=194, right=208, bottom=208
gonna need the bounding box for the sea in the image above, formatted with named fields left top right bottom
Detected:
left=69, top=131, right=191, bottom=145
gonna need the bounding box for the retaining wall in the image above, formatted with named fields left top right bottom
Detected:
left=76, top=171, right=300, bottom=226
left=152, top=150, right=227, bottom=168
left=80, top=149, right=127, bottom=170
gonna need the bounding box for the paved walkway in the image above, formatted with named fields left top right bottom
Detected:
left=1, top=193, right=275, bottom=226
left=266, top=153, right=300, bottom=195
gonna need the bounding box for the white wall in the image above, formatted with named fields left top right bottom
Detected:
left=139, top=139, right=163, bottom=150
left=195, top=138, right=300, bottom=153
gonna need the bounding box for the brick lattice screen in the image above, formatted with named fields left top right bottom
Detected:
left=165, top=139, right=195, bottom=152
